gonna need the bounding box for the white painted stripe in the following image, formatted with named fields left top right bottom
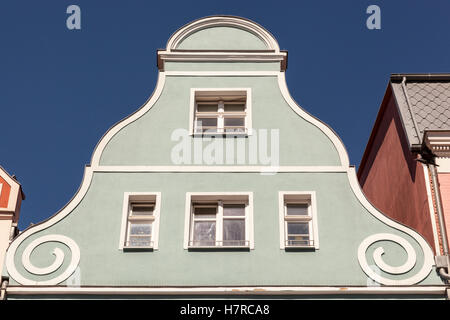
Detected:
left=165, top=71, right=280, bottom=76
left=6, top=285, right=447, bottom=296
left=93, top=166, right=348, bottom=173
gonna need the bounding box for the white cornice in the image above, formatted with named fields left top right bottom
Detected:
left=6, top=285, right=447, bottom=296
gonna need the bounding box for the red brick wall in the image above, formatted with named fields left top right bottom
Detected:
left=358, top=88, right=436, bottom=252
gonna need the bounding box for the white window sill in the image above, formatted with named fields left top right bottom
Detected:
left=191, top=132, right=251, bottom=137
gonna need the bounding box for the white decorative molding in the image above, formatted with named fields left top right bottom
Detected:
left=166, top=16, right=280, bottom=52
left=90, top=73, right=166, bottom=166
left=349, top=166, right=435, bottom=285
left=277, top=73, right=350, bottom=168
left=358, top=233, right=418, bottom=285
left=7, top=235, right=80, bottom=286
left=93, top=166, right=347, bottom=173
left=6, top=285, right=447, bottom=296
left=5, top=166, right=92, bottom=285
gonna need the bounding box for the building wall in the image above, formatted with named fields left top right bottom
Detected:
left=358, top=87, right=436, bottom=252
left=438, top=172, right=450, bottom=245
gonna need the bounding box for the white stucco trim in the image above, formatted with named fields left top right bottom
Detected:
left=166, top=16, right=280, bottom=52
left=277, top=73, right=350, bottom=168
left=358, top=233, right=418, bottom=285
left=5, top=167, right=93, bottom=285
left=422, top=163, right=441, bottom=253
left=165, top=71, right=280, bottom=77
left=183, top=192, right=254, bottom=250
left=90, top=72, right=166, bottom=166
left=93, top=166, right=347, bottom=173
left=118, top=192, right=162, bottom=250
left=159, top=52, right=286, bottom=64
left=278, top=191, right=319, bottom=250
left=8, top=235, right=80, bottom=286
left=6, top=285, right=447, bottom=296
left=347, top=167, right=435, bottom=285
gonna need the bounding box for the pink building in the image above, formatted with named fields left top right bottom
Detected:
left=0, top=166, right=24, bottom=297
left=358, top=74, right=450, bottom=281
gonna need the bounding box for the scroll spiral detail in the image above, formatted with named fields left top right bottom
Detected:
left=6, top=234, right=80, bottom=286
left=357, top=233, right=432, bottom=285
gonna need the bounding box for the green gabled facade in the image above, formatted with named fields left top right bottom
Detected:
left=2, top=16, right=447, bottom=299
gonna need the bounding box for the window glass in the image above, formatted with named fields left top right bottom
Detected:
left=287, top=222, right=309, bottom=235
left=224, top=103, right=245, bottom=112
left=223, top=219, right=245, bottom=244
left=194, top=206, right=217, bottom=219
left=196, top=118, right=217, bottom=127
left=197, top=104, right=218, bottom=113
left=130, top=223, right=152, bottom=235
left=223, top=204, right=245, bottom=216
left=286, top=204, right=309, bottom=216
left=193, top=221, right=216, bottom=245
left=224, top=117, right=245, bottom=127
left=131, top=205, right=154, bottom=216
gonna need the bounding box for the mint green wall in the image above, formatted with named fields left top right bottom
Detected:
left=8, top=172, right=441, bottom=286
left=176, top=26, right=268, bottom=50
left=100, top=75, right=342, bottom=166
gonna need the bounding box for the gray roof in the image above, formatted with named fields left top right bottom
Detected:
left=390, top=74, right=450, bottom=148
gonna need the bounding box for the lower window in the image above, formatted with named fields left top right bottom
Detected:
left=279, top=192, right=318, bottom=250
left=120, top=193, right=161, bottom=250
left=185, top=193, right=253, bottom=249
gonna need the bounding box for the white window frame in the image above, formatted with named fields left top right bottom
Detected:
left=189, top=88, right=252, bottom=136
left=278, top=191, right=319, bottom=250
left=183, top=192, right=254, bottom=249
left=119, top=192, right=161, bottom=250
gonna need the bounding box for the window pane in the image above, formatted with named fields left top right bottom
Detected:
left=197, top=104, right=218, bottom=112
left=223, top=219, right=245, bottom=245
left=194, top=206, right=217, bottom=218
left=129, top=236, right=152, bottom=247
left=287, top=222, right=309, bottom=235
left=131, top=205, right=154, bottom=216
left=193, top=221, right=216, bottom=246
left=130, top=223, right=152, bottom=235
left=224, top=103, right=245, bottom=112
left=224, top=117, right=245, bottom=127
left=196, top=118, right=217, bottom=127
left=223, top=204, right=245, bottom=216
left=286, top=204, right=309, bottom=216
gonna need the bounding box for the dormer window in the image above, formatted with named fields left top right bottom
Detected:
left=190, top=89, right=252, bottom=135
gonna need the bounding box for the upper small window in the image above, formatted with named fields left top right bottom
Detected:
left=190, top=89, right=251, bottom=135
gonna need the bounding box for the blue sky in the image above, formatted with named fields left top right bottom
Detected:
left=1, top=1, right=450, bottom=229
